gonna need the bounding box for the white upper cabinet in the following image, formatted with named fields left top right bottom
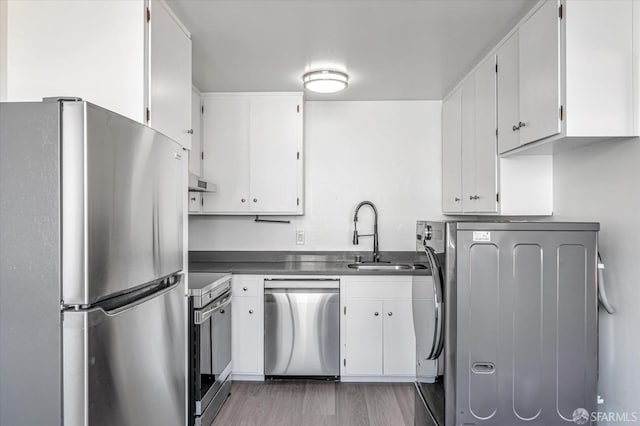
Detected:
left=200, top=93, right=304, bottom=215
left=518, top=0, right=561, bottom=146
left=496, top=33, right=521, bottom=154
left=442, top=89, right=463, bottom=213
left=149, top=0, right=192, bottom=149
left=201, top=95, right=251, bottom=213
left=493, top=0, right=637, bottom=155
left=0, top=1, right=146, bottom=122
left=472, top=57, right=498, bottom=213
left=189, top=88, right=202, bottom=177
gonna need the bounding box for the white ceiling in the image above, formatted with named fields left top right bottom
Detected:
left=169, top=0, right=537, bottom=100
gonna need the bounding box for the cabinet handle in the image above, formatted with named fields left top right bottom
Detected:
left=518, top=121, right=526, bottom=128
left=469, top=195, right=480, bottom=200
left=187, top=129, right=194, bottom=135
left=512, top=124, right=519, bottom=131
left=190, top=196, right=196, bottom=201
left=243, top=286, right=248, bottom=291
left=249, top=309, right=254, bottom=314
left=454, top=197, right=460, bottom=202
left=388, top=312, right=393, bottom=316
left=253, top=198, right=258, bottom=203
left=220, top=309, right=225, bottom=314
left=374, top=312, right=379, bottom=316
left=241, top=198, right=246, bottom=203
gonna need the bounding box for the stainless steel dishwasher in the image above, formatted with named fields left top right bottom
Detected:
left=264, top=279, right=340, bottom=378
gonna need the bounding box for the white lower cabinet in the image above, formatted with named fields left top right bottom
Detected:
left=231, top=275, right=264, bottom=378
left=341, top=276, right=416, bottom=380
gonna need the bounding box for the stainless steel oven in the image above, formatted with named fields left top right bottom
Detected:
left=188, top=273, right=232, bottom=426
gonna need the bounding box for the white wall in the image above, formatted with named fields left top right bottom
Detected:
left=0, top=0, right=146, bottom=123
left=189, top=100, right=443, bottom=251
left=553, top=138, right=640, bottom=424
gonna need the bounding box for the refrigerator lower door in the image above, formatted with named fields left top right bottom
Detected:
left=264, top=286, right=339, bottom=376
left=63, top=279, right=186, bottom=426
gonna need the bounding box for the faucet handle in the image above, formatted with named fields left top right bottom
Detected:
left=354, top=254, right=362, bottom=263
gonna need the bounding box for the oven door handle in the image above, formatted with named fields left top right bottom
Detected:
left=194, top=296, right=231, bottom=324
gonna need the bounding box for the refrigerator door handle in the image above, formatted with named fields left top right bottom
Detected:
left=424, top=246, right=445, bottom=360
left=100, top=276, right=182, bottom=316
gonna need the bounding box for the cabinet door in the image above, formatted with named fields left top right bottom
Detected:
left=249, top=95, right=302, bottom=214
left=231, top=296, right=260, bottom=374
left=442, top=89, right=463, bottom=213
left=383, top=300, right=416, bottom=376
left=149, top=0, right=192, bottom=149
left=201, top=96, right=250, bottom=213
left=497, top=32, right=521, bottom=154
left=189, top=89, right=202, bottom=176
left=519, top=0, right=561, bottom=145
left=473, top=56, right=498, bottom=213
left=460, top=77, right=476, bottom=212
left=344, top=300, right=383, bottom=376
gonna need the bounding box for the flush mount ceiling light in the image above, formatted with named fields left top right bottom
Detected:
left=302, top=70, right=349, bottom=94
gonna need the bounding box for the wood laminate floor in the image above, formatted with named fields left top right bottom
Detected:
left=212, top=381, right=414, bottom=426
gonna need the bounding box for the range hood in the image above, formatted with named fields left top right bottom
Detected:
left=189, top=173, right=216, bottom=193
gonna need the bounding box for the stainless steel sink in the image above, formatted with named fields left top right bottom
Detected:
left=347, top=263, right=426, bottom=271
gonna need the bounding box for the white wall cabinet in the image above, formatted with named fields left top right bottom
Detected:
left=340, top=276, right=416, bottom=380
left=493, top=0, right=637, bottom=155
left=443, top=55, right=552, bottom=216
left=189, top=88, right=202, bottom=177
left=201, top=93, right=304, bottom=215
left=231, top=275, right=264, bottom=378
left=441, top=89, right=463, bottom=213
left=1, top=0, right=193, bottom=150
left=149, top=0, right=192, bottom=149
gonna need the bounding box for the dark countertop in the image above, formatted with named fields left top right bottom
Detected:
left=189, top=251, right=431, bottom=276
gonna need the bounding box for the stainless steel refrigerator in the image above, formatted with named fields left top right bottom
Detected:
left=413, top=221, right=599, bottom=426
left=0, top=99, right=186, bottom=426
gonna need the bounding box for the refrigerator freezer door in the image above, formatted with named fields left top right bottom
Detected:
left=63, top=278, right=186, bottom=426
left=62, top=102, right=184, bottom=305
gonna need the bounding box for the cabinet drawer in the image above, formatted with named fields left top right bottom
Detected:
left=232, top=277, right=261, bottom=297
left=342, top=276, right=412, bottom=300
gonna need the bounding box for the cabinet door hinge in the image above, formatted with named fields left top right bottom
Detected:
left=146, top=107, right=150, bottom=123
left=296, top=104, right=300, bottom=113
left=146, top=7, right=151, bottom=22
left=201, top=105, right=204, bottom=114
left=559, top=4, right=563, bottom=19
left=201, top=197, right=204, bottom=206
left=344, top=306, right=346, bottom=315
left=495, top=128, right=498, bottom=138
left=201, top=152, right=204, bottom=160
left=495, top=63, right=498, bottom=73
left=560, top=105, right=564, bottom=120
left=296, top=151, right=300, bottom=160
left=296, top=197, right=300, bottom=206
left=343, top=359, right=346, bottom=367
left=496, top=193, right=500, bottom=203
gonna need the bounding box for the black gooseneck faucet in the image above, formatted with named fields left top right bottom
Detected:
left=353, top=200, right=380, bottom=262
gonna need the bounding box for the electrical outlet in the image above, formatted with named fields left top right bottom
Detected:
left=296, top=230, right=305, bottom=245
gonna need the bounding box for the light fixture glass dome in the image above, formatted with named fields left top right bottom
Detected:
left=302, top=70, right=349, bottom=94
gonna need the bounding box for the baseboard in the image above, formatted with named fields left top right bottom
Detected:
left=340, top=376, right=416, bottom=383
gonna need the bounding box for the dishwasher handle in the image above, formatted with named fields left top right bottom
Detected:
left=265, top=288, right=338, bottom=294
left=264, top=279, right=339, bottom=290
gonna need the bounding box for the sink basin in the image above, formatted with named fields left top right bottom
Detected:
left=347, top=263, right=426, bottom=271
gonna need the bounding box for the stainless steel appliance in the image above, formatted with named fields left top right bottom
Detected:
left=188, top=273, right=232, bottom=426
left=0, top=99, right=186, bottom=426
left=413, top=221, right=599, bottom=426
left=264, top=279, right=340, bottom=377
